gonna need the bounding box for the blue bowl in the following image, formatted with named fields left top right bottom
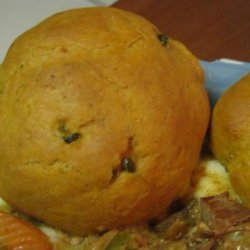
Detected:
left=200, top=59, right=250, bottom=108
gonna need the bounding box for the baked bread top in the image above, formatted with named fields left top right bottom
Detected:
left=210, top=73, right=250, bottom=207
left=0, top=7, right=210, bottom=235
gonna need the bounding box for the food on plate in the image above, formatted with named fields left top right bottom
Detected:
left=192, top=158, right=238, bottom=200
left=210, top=73, right=250, bottom=207
left=0, top=7, right=210, bottom=235
left=0, top=210, right=52, bottom=249
left=153, top=192, right=250, bottom=249
left=2, top=191, right=250, bottom=249
left=72, top=192, right=250, bottom=249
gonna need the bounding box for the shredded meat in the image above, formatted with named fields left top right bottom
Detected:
left=8, top=193, right=250, bottom=249
left=65, top=193, right=248, bottom=249
left=200, top=192, right=250, bottom=235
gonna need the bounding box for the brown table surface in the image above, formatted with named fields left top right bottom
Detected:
left=113, top=0, right=250, bottom=62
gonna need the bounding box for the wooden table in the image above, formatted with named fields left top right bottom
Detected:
left=113, top=0, right=250, bottom=62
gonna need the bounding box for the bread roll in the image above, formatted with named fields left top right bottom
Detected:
left=0, top=7, right=209, bottom=235
left=210, top=73, right=250, bottom=207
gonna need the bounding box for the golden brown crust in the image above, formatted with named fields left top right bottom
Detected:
left=0, top=7, right=209, bottom=235
left=210, top=73, right=250, bottom=207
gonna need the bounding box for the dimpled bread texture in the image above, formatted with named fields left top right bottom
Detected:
left=0, top=7, right=210, bottom=235
left=210, top=73, right=250, bottom=207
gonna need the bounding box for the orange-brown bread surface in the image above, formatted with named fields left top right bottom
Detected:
left=0, top=7, right=210, bottom=235
left=210, top=73, right=250, bottom=208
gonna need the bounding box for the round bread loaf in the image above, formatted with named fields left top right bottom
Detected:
left=0, top=7, right=209, bottom=235
left=210, top=73, right=250, bottom=207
